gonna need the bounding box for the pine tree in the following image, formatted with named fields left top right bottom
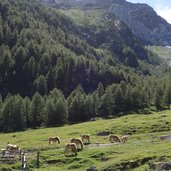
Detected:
left=24, top=97, right=31, bottom=128
left=114, top=85, right=124, bottom=113
left=162, top=83, right=171, bottom=109
left=1, top=95, right=26, bottom=132
left=99, top=87, right=115, bottom=117
left=84, top=95, right=94, bottom=119
left=30, top=92, right=44, bottom=128
left=67, top=85, right=87, bottom=122
left=97, top=82, right=105, bottom=98
left=154, top=87, right=163, bottom=110
left=55, top=98, right=68, bottom=124
left=35, top=75, right=47, bottom=95
left=46, top=99, right=55, bottom=126
left=46, top=88, right=68, bottom=126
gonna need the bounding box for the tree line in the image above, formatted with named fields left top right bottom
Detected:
left=0, top=75, right=171, bottom=132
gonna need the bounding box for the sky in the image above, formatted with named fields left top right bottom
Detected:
left=127, top=0, right=171, bottom=24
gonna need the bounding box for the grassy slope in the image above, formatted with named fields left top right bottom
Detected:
left=148, top=46, right=171, bottom=66
left=1, top=110, right=171, bottom=170
left=59, top=8, right=106, bottom=27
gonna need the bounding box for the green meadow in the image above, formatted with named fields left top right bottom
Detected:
left=1, top=110, right=171, bottom=171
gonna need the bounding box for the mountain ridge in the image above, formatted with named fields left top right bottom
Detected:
left=41, top=0, right=171, bottom=46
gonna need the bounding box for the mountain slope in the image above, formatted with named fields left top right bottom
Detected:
left=107, top=0, right=171, bottom=45
left=0, top=0, right=147, bottom=97
left=0, top=0, right=160, bottom=97
left=41, top=0, right=171, bottom=46
left=41, top=0, right=153, bottom=67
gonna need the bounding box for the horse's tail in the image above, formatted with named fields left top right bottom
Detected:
left=117, top=136, right=121, bottom=143
left=57, top=137, right=61, bottom=144
left=79, top=139, right=84, bottom=149
left=48, top=137, right=51, bottom=144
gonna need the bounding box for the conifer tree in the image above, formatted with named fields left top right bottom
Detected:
left=30, top=92, right=44, bottom=128
left=24, top=97, right=31, bottom=128
left=162, top=82, right=171, bottom=109
left=154, top=87, right=163, bottom=110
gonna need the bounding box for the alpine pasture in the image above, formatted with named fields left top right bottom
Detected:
left=0, top=110, right=171, bottom=171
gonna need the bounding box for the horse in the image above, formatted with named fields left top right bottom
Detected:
left=48, top=136, right=61, bottom=144
left=64, top=143, right=77, bottom=156
left=70, top=138, right=84, bottom=150
left=81, top=134, right=91, bottom=144
left=121, top=135, right=129, bottom=143
left=6, top=143, right=20, bottom=153
left=109, top=135, right=121, bottom=143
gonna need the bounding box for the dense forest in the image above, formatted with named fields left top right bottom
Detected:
left=0, top=0, right=171, bottom=132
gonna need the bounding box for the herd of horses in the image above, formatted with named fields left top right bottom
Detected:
left=48, top=134, right=129, bottom=156
left=3, top=134, right=129, bottom=157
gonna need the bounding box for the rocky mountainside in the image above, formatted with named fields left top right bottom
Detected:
left=40, top=0, right=152, bottom=68
left=107, top=0, right=171, bottom=45
left=41, top=0, right=171, bottom=46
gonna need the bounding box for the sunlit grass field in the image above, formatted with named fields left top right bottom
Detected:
left=0, top=110, right=171, bottom=170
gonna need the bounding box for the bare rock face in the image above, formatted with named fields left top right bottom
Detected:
left=106, top=1, right=171, bottom=45
left=148, top=161, right=171, bottom=171
left=86, top=166, right=98, bottom=171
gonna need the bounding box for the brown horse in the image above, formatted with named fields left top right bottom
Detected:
left=81, top=134, right=91, bottom=144
left=6, top=144, right=20, bottom=153
left=109, top=135, right=121, bottom=143
left=70, top=138, right=84, bottom=150
left=121, top=135, right=129, bottom=143
left=48, top=136, right=60, bottom=144
left=64, top=143, right=77, bottom=156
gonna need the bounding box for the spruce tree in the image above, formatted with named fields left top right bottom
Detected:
left=30, top=92, right=44, bottom=128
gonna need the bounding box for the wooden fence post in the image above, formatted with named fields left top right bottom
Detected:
left=21, top=152, right=26, bottom=171
left=37, top=150, right=40, bottom=168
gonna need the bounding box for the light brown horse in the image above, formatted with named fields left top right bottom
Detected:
left=64, top=143, right=77, bottom=156
left=6, top=144, right=20, bottom=153
left=81, top=134, right=91, bottom=144
left=48, top=136, right=60, bottom=144
left=121, top=135, right=129, bottom=143
left=109, top=135, right=121, bottom=143
left=70, top=138, right=84, bottom=150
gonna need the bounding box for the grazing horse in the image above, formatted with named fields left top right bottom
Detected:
left=70, top=138, right=84, bottom=150
left=121, top=135, right=129, bottom=143
left=109, top=135, right=121, bottom=143
left=6, top=144, right=20, bottom=153
left=81, top=134, right=91, bottom=144
left=48, top=136, right=60, bottom=144
left=64, top=143, right=77, bottom=156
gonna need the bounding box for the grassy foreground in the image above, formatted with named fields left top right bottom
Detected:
left=0, top=110, right=171, bottom=170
